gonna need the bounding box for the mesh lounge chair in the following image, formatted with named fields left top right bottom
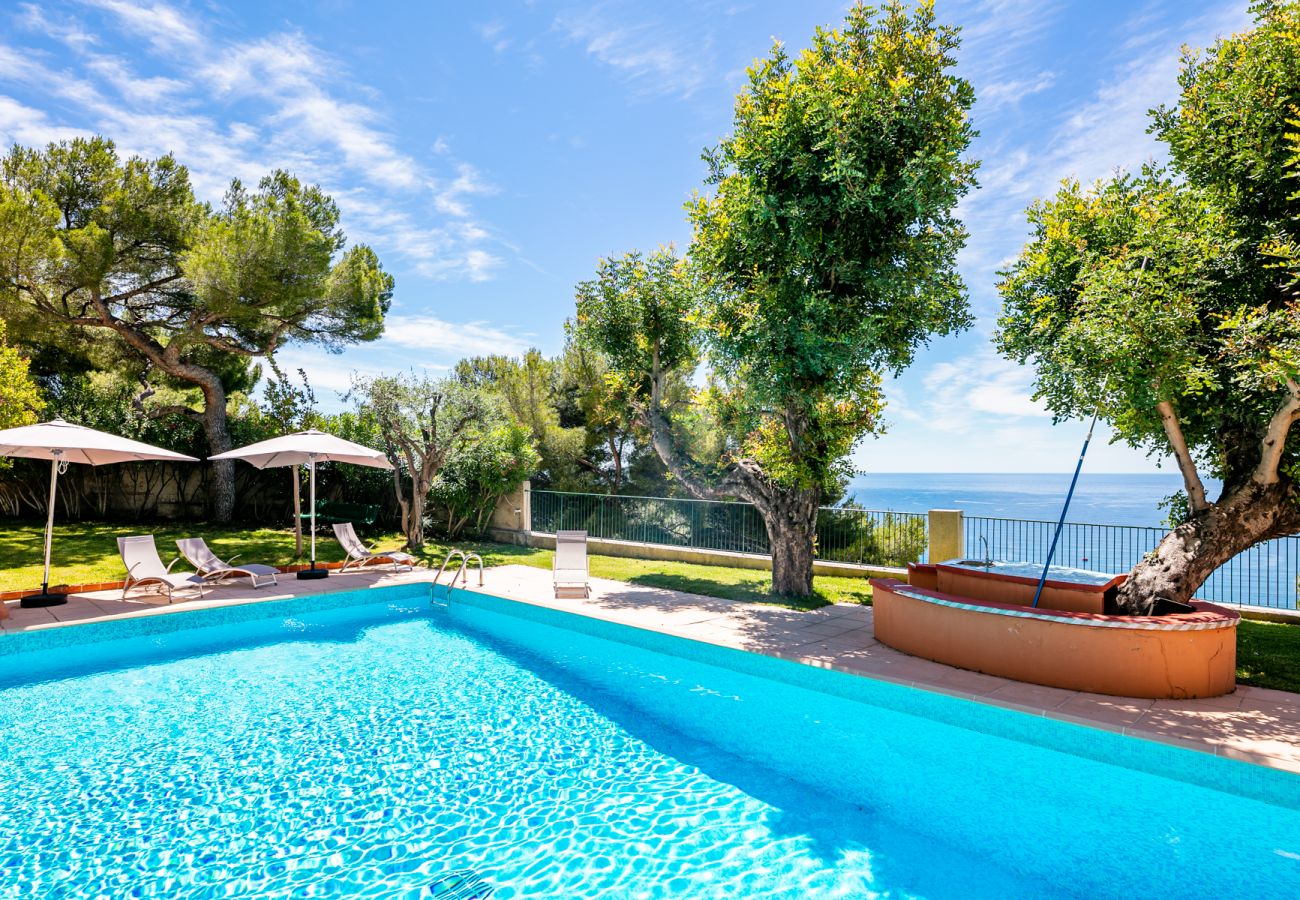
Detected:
left=176, top=537, right=279, bottom=589
left=553, top=530, right=590, bottom=599
left=333, top=522, right=418, bottom=573
left=118, top=535, right=206, bottom=602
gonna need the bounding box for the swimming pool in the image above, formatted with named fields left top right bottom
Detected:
left=0, top=583, right=1296, bottom=898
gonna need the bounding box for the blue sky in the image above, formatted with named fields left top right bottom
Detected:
left=0, top=0, right=1252, bottom=472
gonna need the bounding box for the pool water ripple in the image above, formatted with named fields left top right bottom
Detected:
left=0, top=603, right=1010, bottom=899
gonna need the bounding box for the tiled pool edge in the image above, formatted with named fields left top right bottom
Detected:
left=450, top=585, right=1300, bottom=811
left=0, top=581, right=431, bottom=656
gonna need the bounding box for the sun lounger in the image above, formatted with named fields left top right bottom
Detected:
left=118, top=535, right=206, bottom=602
left=176, top=537, right=279, bottom=589
left=333, top=522, right=418, bottom=573
left=553, top=530, right=590, bottom=598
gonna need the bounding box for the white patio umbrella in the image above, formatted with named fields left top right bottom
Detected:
left=0, top=419, right=200, bottom=608
left=208, top=429, right=392, bottom=580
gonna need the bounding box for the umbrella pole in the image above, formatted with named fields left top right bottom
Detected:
left=25, top=453, right=68, bottom=608
left=298, top=455, right=328, bottom=580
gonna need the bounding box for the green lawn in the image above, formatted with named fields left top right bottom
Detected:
left=505, top=551, right=872, bottom=610
left=1237, top=619, right=1300, bottom=694
left=5, top=519, right=1299, bottom=694
left=0, top=520, right=545, bottom=590
left=0, top=520, right=868, bottom=609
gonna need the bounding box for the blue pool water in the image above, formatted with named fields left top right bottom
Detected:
left=0, top=585, right=1297, bottom=898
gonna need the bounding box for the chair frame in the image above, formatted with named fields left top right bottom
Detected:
left=334, top=522, right=418, bottom=573
left=176, top=537, right=279, bottom=589
left=118, top=535, right=206, bottom=603
left=553, top=530, right=591, bottom=598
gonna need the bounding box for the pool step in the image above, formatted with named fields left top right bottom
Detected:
left=428, top=868, right=493, bottom=899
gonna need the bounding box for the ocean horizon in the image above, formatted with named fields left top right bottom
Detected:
left=846, top=472, right=1221, bottom=529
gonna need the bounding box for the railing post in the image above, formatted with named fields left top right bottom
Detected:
left=522, top=481, right=532, bottom=533
left=928, top=509, right=964, bottom=563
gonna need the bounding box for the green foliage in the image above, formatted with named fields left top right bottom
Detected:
left=261, top=361, right=319, bottom=433
left=455, top=350, right=585, bottom=489
left=573, top=248, right=701, bottom=398
left=40, top=371, right=203, bottom=455
left=997, top=2, right=1300, bottom=491
left=0, top=136, right=393, bottom=518
left=816, top=507, right=927, bottom=567
left=0, top=320, right=43, bottom=432
left=431, top=423, right=540, bottom=538
left=691, top=0, right=977, bottom=379
left=577, top=0, right=975, bottom=503
left=184, top=172, right=391, bottom=352
left=348, top=371, right=496, bottom=547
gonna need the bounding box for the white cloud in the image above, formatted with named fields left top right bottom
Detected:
left=2, top=0, right=502, bottom=281
left=914, top=350, right=1049, bottom=433
left=977, top=70, right=1055, bottom=112
left=0, top=94, right=87, bottom=146
left=554, top=7, right=710, bottom=98
left=382, top=315, right=531, bottom=357
left=78, top=0, right=203, bottom=51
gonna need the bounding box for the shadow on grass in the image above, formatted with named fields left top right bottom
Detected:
left=1237, top=619, right=1300, bottom=694
left=623, top=572, right=830, bottom=611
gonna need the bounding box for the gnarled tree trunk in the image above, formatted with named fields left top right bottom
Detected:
left=762, top=487, right=820, bottom=596
left=1114, top=480, right=1300, bottom=614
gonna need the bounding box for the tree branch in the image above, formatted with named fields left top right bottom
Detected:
left=1155, top=399, right=1210, bottom=512
left=1254, top=378, right=1300, bottom=486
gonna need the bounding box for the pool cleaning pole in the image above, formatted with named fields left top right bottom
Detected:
left=1031, top=394, right=1106, bottom=609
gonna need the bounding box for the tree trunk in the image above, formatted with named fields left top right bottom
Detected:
left=291, top=465, right=303, bottom=557
left=1114, top=481, right=1300, bottom=614
left=763, top=486, right=820, bottom=597
left=197, top=377, right=236, bottom=522
left=407, top=490, right=426, bottom=550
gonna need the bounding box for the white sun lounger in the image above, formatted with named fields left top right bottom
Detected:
left=333, top=522, right=418, bottom=573
left=554, top=530, right=590, bottom=599
left=118, top=535, right=206, bottom=602
left=176, top=537, right=279, bottom=589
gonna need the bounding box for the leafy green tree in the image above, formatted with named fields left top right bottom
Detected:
left=0, top=136, right=392, bottom=521
left=0, top=320, right=43, bottom=432
left=431, top=423, right=540, bottom=538
left=556, top=328, right=690, bottom=494
left=455, top=350, right=586, bottom=488
left=347, top=372, right=491, bottom=549
left=577, top=1, right=976, bottom=596
left=996, top=1, right=1300, bottom=613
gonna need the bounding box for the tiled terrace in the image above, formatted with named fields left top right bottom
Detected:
left=4, top=562, right=1300, bottom=775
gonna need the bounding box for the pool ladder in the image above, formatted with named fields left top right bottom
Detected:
left=433, top=549, right=483, bottom=599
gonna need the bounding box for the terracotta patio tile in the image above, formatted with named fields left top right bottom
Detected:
left=983, top=681, right=1075, bottom=712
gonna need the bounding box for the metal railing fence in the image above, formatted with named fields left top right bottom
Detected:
left=529, top=490, right=928, bottom=568
left=530, top=490, right=1300, bottom=608
left=964, top=515, right=1300, bottom=609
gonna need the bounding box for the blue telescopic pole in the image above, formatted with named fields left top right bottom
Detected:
left=1032, top=399, right=1105, bottom=609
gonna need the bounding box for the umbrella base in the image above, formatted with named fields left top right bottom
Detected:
left=296, top=567, right=329, bottom=581
left=21, top=591, right=68, bottom=608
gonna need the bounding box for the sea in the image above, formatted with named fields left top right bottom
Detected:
left=846, top=472, right=1210, bottom=528
left=846, top=473, right=1300, bottom=608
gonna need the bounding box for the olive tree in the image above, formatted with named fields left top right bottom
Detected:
left=0, top=137, right=392, bottom=520
left=996, top=1, right=1300, bottom=613
left=348, top=372, right=490, bottom=550
left=577, top=0, right=976, bottom=596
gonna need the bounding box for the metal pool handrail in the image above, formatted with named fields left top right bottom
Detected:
left=433, top=549, right=484, bottom=595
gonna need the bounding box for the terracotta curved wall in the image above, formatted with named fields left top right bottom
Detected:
left=872, top=579, right=1239, bottom=699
